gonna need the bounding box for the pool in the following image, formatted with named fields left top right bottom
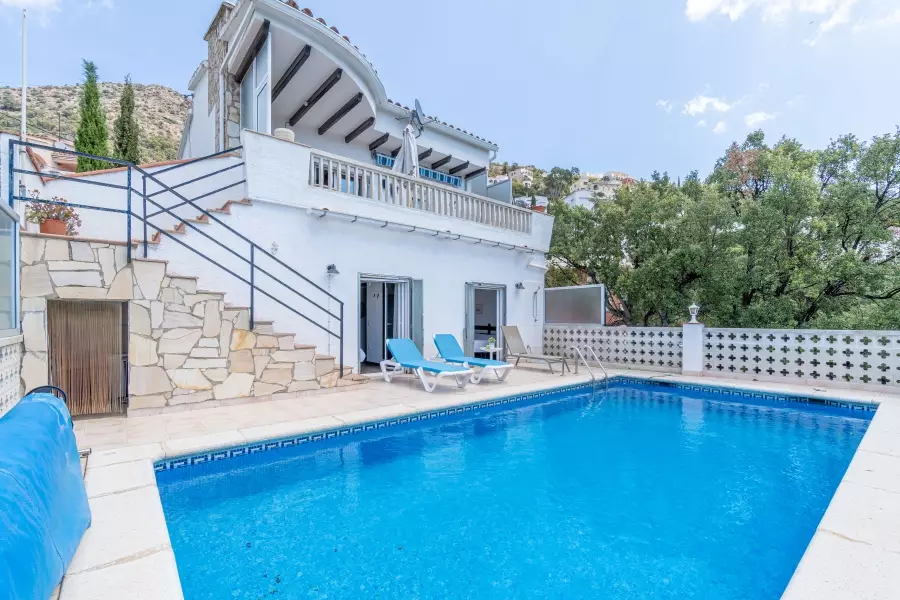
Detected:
left=156, top=380, right=871, bottom=599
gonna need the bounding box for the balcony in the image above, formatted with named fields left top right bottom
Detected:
left=374, top=153, right=463, bottom=188
left=309, top=150, right=533, bottom=234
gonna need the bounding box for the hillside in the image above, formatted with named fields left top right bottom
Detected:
left=0, top=83, right=190, bottom=163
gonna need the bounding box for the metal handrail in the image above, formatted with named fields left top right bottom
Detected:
left=582, top=346, right=609, bottom=391
left=570, top=346, right=595, bottom=383
left=8, top=140, right=346, bottom=378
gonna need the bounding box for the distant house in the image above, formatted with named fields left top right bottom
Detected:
left=563, top=171, right=634, bottom=208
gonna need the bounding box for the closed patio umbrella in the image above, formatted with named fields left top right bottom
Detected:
left=392, top=124, right=419, bottom=177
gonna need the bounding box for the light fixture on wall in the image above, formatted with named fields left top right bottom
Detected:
left=326, top=264, right=340, bottom=276
left=515, top=282, right=526, bottom=290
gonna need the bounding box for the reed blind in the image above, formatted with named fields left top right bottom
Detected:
left=47, top=300, right=127, bottom=416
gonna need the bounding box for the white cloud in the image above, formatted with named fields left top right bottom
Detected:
left=685, top=0, right=865, bottom=42
left=0, top=0, right=59, bottom=6
left=656, top=100, right=673, bottom=113
left=744, top=111, right=777, bottom=127
left=683, top=95, right=733, bottom=116
left=853, top=7, right=900, bottom=32
left=713, top=121, right=728, bottom=134
left=696, top=119, right=708, bottom=127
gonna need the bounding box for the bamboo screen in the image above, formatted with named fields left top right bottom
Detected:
left=48, top=300, right=127, bottom=416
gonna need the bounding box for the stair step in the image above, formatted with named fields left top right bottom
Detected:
left=209, top=208, right=231, bottom=215
left=133, top=257, right=168, bottom=264
left=167, top=273, right=199, bottom=281
left=196, top=289, right=226, bottom=296
left=185, top=217, right=209, bottom=225
left=295, top=344, right=316, bottom=350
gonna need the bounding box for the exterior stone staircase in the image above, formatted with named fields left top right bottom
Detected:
left=19, top=232, right=365, bottom=417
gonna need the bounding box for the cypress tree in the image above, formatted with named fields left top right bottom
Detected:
left=75, top=60, right=110, bottom=172
left=113, top=75, right=140, bottom=163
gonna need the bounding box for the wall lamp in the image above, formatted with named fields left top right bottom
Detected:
left=326, top=264, right=340, bottom=276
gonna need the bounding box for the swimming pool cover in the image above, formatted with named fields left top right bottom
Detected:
left=0, top=393, right=90, bottom=599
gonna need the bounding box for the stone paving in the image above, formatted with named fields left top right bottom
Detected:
left=63, top=366, right=900, bottom=600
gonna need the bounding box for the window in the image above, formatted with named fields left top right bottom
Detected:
left=0, top=203, right=18, bottom=336
left=238, top=35, right=271, bottom=134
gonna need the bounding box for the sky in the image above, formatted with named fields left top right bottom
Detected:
left=1, top=0, right=898, bottom=179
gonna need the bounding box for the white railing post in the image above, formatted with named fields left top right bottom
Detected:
left=307, top=149, right=533, bottom=234
left=682, top=321, right=705, bottom=376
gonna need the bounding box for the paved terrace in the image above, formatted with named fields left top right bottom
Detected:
left=63, top=366, right=900, bottom=600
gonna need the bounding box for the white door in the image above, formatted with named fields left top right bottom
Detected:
left=365, top=282, right=384, bottom=362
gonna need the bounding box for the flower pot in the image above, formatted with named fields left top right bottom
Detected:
left=40, top=219, right=67, bottom=236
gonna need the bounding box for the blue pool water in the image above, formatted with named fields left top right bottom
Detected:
left=157, top=382, right=870, bottom=599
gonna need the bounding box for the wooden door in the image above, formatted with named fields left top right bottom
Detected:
left=47, top=300, right=127, bottom=416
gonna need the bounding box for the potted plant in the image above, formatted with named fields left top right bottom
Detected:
left=25, top=190, right=82, bottom=236
left=487, top=336, right=496, bottom=350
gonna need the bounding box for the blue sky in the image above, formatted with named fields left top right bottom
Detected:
left=1, top=0, right=898, bottom=179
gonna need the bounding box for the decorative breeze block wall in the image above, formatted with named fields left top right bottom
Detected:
left=703, top=328, right=900, bottom=391
left=0, top=335, right=23, bottom=418
left=543, top=326, right=683, bottom=372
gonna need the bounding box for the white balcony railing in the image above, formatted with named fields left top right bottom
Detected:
left=308, top=150, right=533, bottom=234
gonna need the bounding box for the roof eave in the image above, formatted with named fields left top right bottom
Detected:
left=381, top=102, right=499, bottom=152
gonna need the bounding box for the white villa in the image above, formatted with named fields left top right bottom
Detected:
left=0, top=0, right=553, bottom=416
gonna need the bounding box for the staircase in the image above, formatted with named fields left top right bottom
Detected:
left=13, top=140, right=364, bottom=416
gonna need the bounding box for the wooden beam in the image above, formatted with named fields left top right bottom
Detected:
left=234, top=21, right=270, bottom=83
left=465, top=167, right=487, bottom=180
left=418, top=148, right=433, bottom=161
left=344, top=117, right=375, bottom=143
left=272, top=44, right=311, bottom=101
left=391, top=146, right=402, bottom=158
left=449, top=161, right=470, bottom=175
left=431, top=155, right=451, bottom=169
left=318, top=92, right=364, bottom=135
left=368, top=132, right=389, bottom=151
left=288, top=68, right=342, bottom=126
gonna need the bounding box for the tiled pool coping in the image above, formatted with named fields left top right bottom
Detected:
left=152, top=376, right=878, bottom=473
left=64, top=372, right=900, bottom=600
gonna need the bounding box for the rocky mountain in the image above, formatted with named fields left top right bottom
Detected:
left=0, top=83, right=190, bottom=163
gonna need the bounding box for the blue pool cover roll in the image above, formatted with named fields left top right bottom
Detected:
left=0, top=393, right=91, bottom=600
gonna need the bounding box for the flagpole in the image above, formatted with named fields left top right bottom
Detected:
left=17, top=9, right=27, bottom=206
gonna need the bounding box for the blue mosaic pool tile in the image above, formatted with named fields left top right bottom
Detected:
left=153, top=381, right=594, bottom=473
left=151, top=377, right=875, bottom=473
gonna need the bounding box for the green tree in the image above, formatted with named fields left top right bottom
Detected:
left=544, top=166, right=580, bottom=201
left=113, top=75, right=140, bottom=163
left=75, top=60, right=110, bottom=172
left=546, top=127, right=900, bottom=329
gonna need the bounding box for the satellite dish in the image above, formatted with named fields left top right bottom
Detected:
left=409, top=98, right=433, bottom=137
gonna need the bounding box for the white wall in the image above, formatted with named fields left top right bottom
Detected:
left=242, top=131, right=554, bottom=252
left=184, top=71, right=217, bottom=159
left=153, top=198, right=547, bottom=369
left=33, top=156, right=245, bottom=243
left=1, top=133, right=51, bottom=230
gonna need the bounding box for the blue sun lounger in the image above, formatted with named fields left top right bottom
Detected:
left=381, top=338, right=474, bottom=392
left=433, top=334, right=514, bottom=383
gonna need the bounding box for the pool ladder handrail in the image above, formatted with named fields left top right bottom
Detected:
left=582, top=346, right=610, bottom=391
left=569, top=346, right=610, bottom=397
